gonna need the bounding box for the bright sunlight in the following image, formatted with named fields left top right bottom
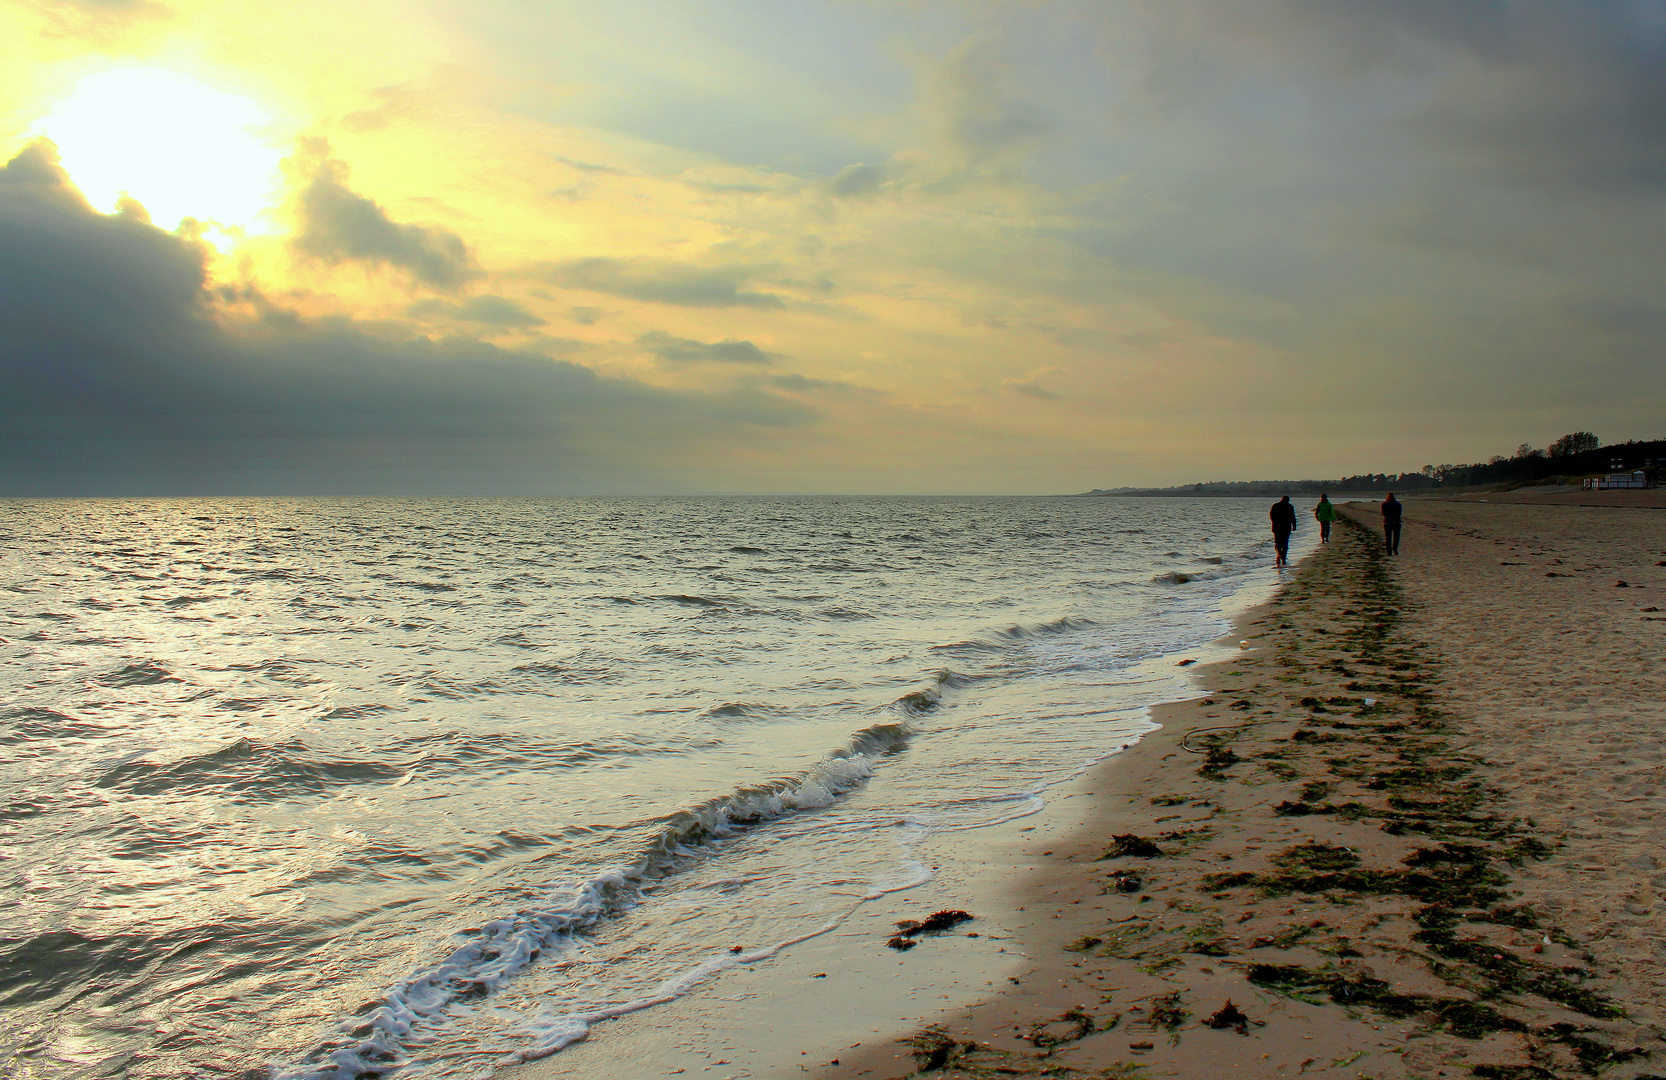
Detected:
left=32, top=67, right=285, bottom=233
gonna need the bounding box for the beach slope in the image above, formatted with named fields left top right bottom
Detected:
left=819, top=498, right=1666, bottom=1079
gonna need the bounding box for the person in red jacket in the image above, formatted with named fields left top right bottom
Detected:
left=1381, top=492, right=1402, bottom=555
left=1269, top=495, right=1297, bottom=567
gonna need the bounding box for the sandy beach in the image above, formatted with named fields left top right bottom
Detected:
left=808, top=496, right=1666, bottom=1079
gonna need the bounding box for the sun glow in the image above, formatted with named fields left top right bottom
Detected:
left=33, top=67, right=286, bottom=233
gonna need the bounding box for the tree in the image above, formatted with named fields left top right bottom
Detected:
left=1547, top=431, right=1599, bottom=458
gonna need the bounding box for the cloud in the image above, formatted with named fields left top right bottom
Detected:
left=21, top=0, right=168, bottom=38
left=409, top=294, right=545, bottom=328
left=768, top=373, right=883, bottom=398
left=536, top=257, right=784, bottom=308
left=924, top=35, right=1048, bottom=170
left=0, top=141, right=815, bottom=494
left=637, top=331, right=776, bottom=365
left=340, top=84, right=426, bottom=134
left=826, top=162, right=884, bottom=199
left=552, top=155, right=626, bottom=176
left=288, top=137, right=473, bottom=289
left=1094, top=0, right=1666, bottom=192
left=1001, top=372, right=1061, bottom=401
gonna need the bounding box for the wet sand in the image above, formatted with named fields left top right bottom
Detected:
left=814, top=498, right=1666, bottom=1079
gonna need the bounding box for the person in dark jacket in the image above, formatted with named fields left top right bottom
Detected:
left=1381, top=492, right=1402, bottom=555
left=1270, top=495, right=1297, bottom=567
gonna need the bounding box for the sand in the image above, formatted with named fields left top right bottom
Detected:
left=809, top=497, right=1666, bottom=1079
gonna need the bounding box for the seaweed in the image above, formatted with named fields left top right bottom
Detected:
left=1105, top=870, right=1143, bottom=894
left=887, top=909, right=973, bottom=950
left=1273, top=799, right=1335, bottom=816
left=1103, top=834, right=1164, bottom=859
left=1272, top=843, right=1361, bottom=872
left=1197, top=742, right=1242, bottom=779
left=1205, top=1000, right=1252, bottom=1034
left=1484, top=904, right=1540, bottom=929
left=1146, top=991, right=1189, bottom=1033
left=908, top=1029, right=972, bottom=1071
left=1247, top=958, right=1634, bottom=1072
left=1027, top=1007, right=1101, bottom=1047
left=1298, top=780, right=1333, bottom=802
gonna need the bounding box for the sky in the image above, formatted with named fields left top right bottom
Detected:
left=2, top=0, right=1663, bottom=495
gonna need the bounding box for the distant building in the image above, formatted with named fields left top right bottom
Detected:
left=1583, top=471, right=1652, bottom=490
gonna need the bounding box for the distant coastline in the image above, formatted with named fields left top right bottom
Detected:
left=1074, top=484, right=1357, bottom=498
left=1074, top=433, right=1663, bottom=499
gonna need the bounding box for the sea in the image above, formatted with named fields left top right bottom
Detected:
left=0, top=496, right=1310, bottom=1078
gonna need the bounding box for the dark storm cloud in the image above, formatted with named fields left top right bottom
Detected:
left=289, top=138, right=473, bottom=289
left=637, top=331, right=775, bottom=365
left=0, top=141, right=812, bottom=494
left=537, top=257, right=785, bottom=308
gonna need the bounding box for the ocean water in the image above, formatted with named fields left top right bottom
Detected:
left=0, top=496, right=1303, bottom=1078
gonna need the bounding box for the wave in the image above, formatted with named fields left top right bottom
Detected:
left=888, top=667, right=990, bottom=715
left=380, top=730, right=721, bottom=779
left=507, top=659, right=620, bottom=684
left=273, top=722, right=914, bottom=1079
left=816, top=605, right=873, bottom=620
left=656, top=594, right=727, bottom=608
left=930, top=615, right=1097, bottom=654
left=96, top=738, right=407, bottom=800
left=0, top=707, right=110, bottom=744
left=94, top=661, right=181, bottom=687
left=993, top=615, right=1097, bottom=639
left=0, top=923, right=259, bottom=1010
left=97, top=726, right=729, bottom=800
left=701, top=702, right=780, bottom=720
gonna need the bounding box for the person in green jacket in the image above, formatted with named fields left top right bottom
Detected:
left=1313, top=494, right=1338, bottom=544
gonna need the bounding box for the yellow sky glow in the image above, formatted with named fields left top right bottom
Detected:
left=32, top=67, right=285, bottom=232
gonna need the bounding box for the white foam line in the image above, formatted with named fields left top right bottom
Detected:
left=506, top=862, right=936, bottom=1065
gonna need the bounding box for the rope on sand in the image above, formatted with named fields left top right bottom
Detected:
left=1178, top=724, right=1257, bottom=753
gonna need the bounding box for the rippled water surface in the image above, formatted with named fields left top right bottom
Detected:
left=0, top=496, right=1296, bottom=1077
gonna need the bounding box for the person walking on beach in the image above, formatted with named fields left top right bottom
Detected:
left=1270, top=495, right=1297, bottom=568
left=1314, top=494, right=1337, bottom=544
left=1381, top=492, right=1402, bottom=555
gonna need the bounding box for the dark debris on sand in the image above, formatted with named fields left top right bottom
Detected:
left=887, top=909, right=974, bottom=950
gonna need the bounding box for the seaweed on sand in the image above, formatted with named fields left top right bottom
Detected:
left=1103, top=835, right=1164, bottom=859
left=888, top=910, right=973, bottom=950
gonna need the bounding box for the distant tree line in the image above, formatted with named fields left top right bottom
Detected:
left=1090, top=433, right=1664, bottom=497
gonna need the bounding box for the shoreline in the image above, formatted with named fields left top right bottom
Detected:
left=497, top=545, right=1300, bottom=1080
left=816, top=500, right=1666, bottom=1079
